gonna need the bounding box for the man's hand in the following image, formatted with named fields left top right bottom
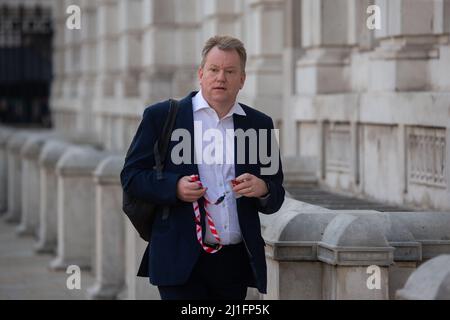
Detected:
left=176, top=175, right=207, bottom=202
left=232, top=173, right=268, bottom=198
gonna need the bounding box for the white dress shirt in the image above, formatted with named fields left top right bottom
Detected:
left=192, top=90, right=245, bottom=245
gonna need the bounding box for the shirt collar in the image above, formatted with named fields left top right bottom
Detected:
left=192, top=90, right=246, bottom=118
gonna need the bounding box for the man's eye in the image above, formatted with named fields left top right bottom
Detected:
left=210, top=68, right=218, bottom=72
left=227, top=70, right=234, bottom=74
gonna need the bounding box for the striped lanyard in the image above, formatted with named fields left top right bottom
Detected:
left=190, top=174, right=223, bottom=253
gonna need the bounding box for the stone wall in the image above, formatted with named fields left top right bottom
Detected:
left=46, top=0, right=450, bottom=211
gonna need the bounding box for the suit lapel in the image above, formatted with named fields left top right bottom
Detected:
left=176, top=92, right=199, bottom=177
left=233, top=108, right=250, bottom=178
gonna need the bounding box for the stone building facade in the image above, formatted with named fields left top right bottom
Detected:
left=48, top=0, right=450, bottom=211
left=1, top=0, right=450, bottom=300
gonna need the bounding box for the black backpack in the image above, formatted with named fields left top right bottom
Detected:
left=122, top=99, right=179, bottom=242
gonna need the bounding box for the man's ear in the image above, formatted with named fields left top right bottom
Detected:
left=198, top=67, right=203, bottom=83
left=240, top=72, right=246, bottom=89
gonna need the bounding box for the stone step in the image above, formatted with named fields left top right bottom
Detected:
left=285, top=185, right=413, bottom=212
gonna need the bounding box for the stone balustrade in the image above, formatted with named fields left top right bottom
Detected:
left=35, top=139, right=72, bottom=253
left=396, top=254, right=450, bottom=300
left=87, top=155, right=126, bottom=299
left=259, top=197, right=450, bottom=300
left=1, top=125, right=449, bottom=300
left=17, top=132, right=56, bottom=237
left=49, top=145, right=107, bottom=271
left=0, top=127, right=14, bottom=215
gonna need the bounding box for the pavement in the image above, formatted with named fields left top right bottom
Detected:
left=0, top=216, right=95, bottom=300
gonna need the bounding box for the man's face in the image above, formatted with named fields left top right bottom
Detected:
left=198, top=46, right=246, bottom=108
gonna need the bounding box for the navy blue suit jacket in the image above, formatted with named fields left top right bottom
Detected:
left=120, top=91, right=285, bottom=294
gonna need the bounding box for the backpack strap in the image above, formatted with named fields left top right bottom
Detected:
left=153, top=99, right=179, bottom=180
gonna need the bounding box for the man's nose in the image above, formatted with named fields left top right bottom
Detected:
left=217, top=70, right=226, bottom=81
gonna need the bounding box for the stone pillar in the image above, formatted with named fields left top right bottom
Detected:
left=369, top=212, right=422, bottom=300
left=200, top=0, right=242, bottom=40
left=49, top=0, right=66, bottom=131
left=396, top=254, right=450, bottom=300
left=93, top=0, right=120, bottom=151
left=118, top=219, right=160, bottom=300
left=96, top=0, right=119, bottom=99
left=260, top=198, right=335, bottom=299
left=173, top=0, right=200, bottom=97
left=389, top=211, right=450, bottom=262
left=4, top=132, right=29, bottom=223
left=76, top=0, right=97, bottom=135
left=116, top=0, right=142, bottom=99
left=370, top=0, right=444, bottom=91
left=50, top=146, right=105, bottom=271
left=140, top=0, right=177, bottom=103
left=87, top=155, right=126, bottom=299
left=296, top=0, right=354, bottom=95
left=241, top=0, right=283, bottom=121
left=317, top=214, right=394, bottom=299
left=35, top=140, right=71, bottom=254
left=281, top=0, right=302, bottom=158
left=17, top=133, right=54, bottom=237
left=0, top=127, right=13, bottom=215
left=54, top=0, right=79, bottom=134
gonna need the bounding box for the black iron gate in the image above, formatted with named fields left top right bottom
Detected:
left=0, top=4, right=53, bottom=127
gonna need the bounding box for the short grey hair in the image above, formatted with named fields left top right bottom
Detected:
left=200, top=35, right=247, bottom=73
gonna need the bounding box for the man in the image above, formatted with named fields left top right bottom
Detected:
left=120, top=35, right=285, bottom=300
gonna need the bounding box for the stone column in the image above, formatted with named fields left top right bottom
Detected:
left=200, top=0, right=242, bottom=40
left=241, top=0, right=283, bottom=122
left=35, top=140, right=71, bottom=254
left=0, top=127, right=13, bottom=215
left=94, top=0, right=120, bottom=151
left=49, top=0, right=66, bottom=131
left=118, top=219, right=160, bottom=300
left=140, top=0, right=177, bottom=103
left=396, top=254, right=450, bottom=300
left=50, top=146, right=105, bottom=271
left=54, top=0, right=79, bottom=134
left=17, top=133, right=54, bottom=237
left=370, top=0, right=445, bottom=91
left=87, top=155, right=125, bottom=299
left=116, top=0, right=142, bottom=99
left=5, top=132, right=29, bottom=223
left=296, top=0, right=355, bottom=95
left=172, top=0, right=200, bottom=97
left=317, top=213, right=394, bottom=299
left=76, top=0, right=98, bottom=136
left=261, top=198, right=336, bottom=299
left=281, top=0, right=302, bottom=158
left=102, top=0, right=144, bottom=153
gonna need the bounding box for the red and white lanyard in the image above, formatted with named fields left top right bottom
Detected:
left=190, top=174, right=223, bottom=253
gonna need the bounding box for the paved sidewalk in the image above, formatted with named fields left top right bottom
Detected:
left=0, top=217, right=95, bottom=300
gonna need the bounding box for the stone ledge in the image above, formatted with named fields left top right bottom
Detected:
left=396, top=254, right=450, bottom=300
left=56, top=146, right=107, bottom=177
left=317, top=242, right=394, bottom=266
left=93, top=155, right=125, bottom=185
left=39, top=140, right=72, bottom=169
left=265, top=241, right=317, bottom=261
left=21, top=133, right=56, bottom=159
left=389, top=241, right=422, bottom=261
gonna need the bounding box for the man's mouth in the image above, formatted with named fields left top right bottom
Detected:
left=213, top=87, right=226, bottom=91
